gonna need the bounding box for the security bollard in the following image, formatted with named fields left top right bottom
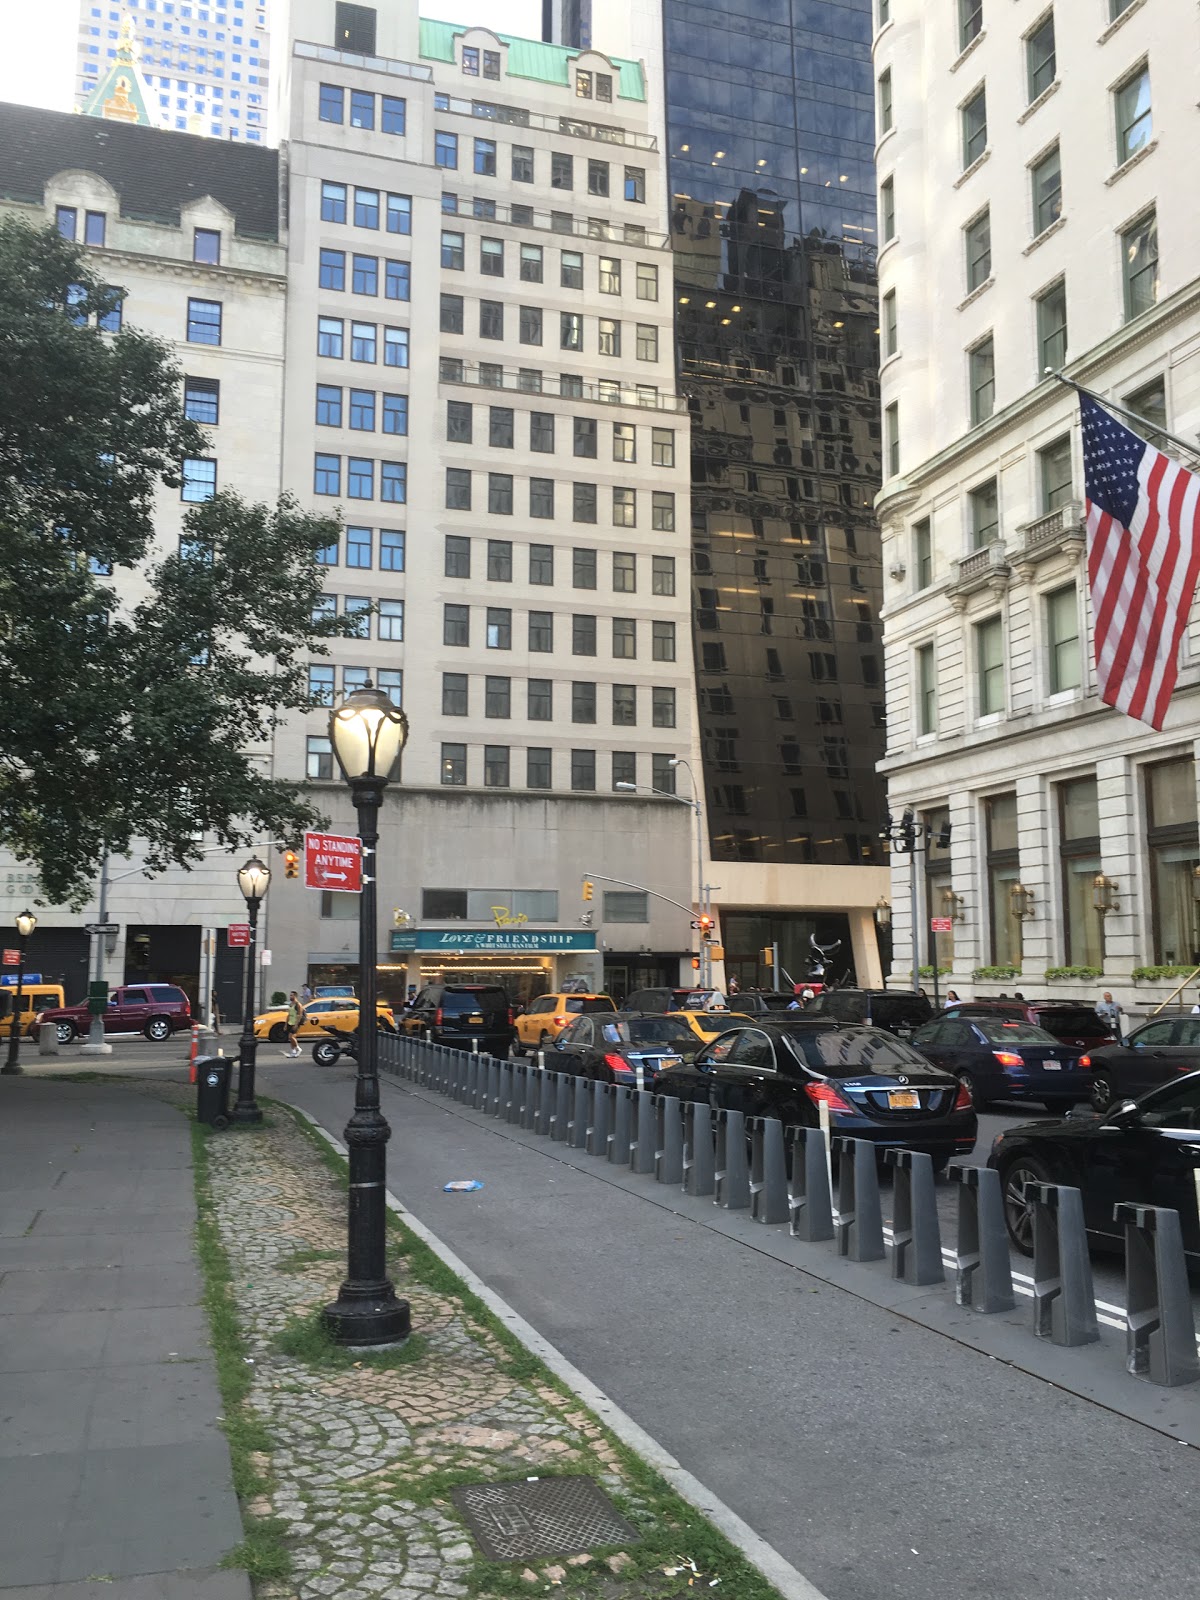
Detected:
left=748, top=1116, right=789, bottom=1224
left=831, top=1136, right=886, bottom=1262
left=630, top=1089, right=656, bottom=1175
left=1115, top=1203, right=1199, bottom=1386
left=947, top=1164, right=1014, bottom=1313
left=507, top=1062, right=526, bottom=1125
left=498, top=1060, right=515, bottom=1120
left=714, top=1108, right=751, bottom=1210
left=885, top=1149, right=945, bottom=1286
left=788, top=1126, right=835, bottom=1241
left=654, top=1094, right=684, bottom=1184
left=462, top=1055, right=476, bottom=1104
left=682, top=1102, right=715, bottom=1195
left=485, top=1058, right=501, bottom=1115
left=608, top=1082, right=634, bottom=1164
left=535, top=1070, right=556, bottom=1136
left=1026, top=1181, right=1099, bottom=1347
left=569, top=1074, right=590, bottom=1148
left=587, top=1078, right=611, bottom=1157
left=522, top=1066, right=540, bottom=1131
left=551, top=1071, right=572, bottom=1142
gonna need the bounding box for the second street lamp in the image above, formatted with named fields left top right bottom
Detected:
left=323, top=682, right=411, bottom=1348
left=232, top=854, right=270, bottom=1125
left=2, top=909, right=37, bottom=1075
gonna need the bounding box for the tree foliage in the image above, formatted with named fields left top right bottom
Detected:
left=0, top=218, right=350, bottom=905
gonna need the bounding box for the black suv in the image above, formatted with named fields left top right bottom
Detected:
left=803, top=988, right=933, bottom=1038
left=401, top=985, right=513, bottom=1055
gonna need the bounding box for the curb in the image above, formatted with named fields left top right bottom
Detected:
left=286, top=1102, right=832, bottom=1600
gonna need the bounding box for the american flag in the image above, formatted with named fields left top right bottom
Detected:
left=1081, top=392, right=1200, bottom=730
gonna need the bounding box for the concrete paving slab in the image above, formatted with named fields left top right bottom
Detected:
left=0, top=1361, right=225, bottom=1455
left=0, top=1231, right=196, bottom=1273
left=0, top=1260, right=202, bottom=1314
left=30, top=1208, right=196, bottom=1237
left=2, top=1571, right=251, bottom=1600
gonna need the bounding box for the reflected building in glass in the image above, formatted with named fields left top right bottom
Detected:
left=546, top=0, right=890, bottom=988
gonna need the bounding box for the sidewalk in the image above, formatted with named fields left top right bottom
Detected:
left=0, top=1076, right=248, bottom=1600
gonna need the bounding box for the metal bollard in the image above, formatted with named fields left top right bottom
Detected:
left=587, top=1078, right=611, bottom=1157
left=497, top=1060, right=514, bottom=1120
left=947, top=1164, right=1014, bottom=1313
left=522, top=1066, right=540, bottom=1131
left=748, top=1116, right=788, bottom=1224
left=682, top=1101, right=715, bottom=1196
left=788, top=1126, right=834, bottom=1241
left=507, top=1062, right=526, bottom=1125
left=551, top=1071, right=572, bottom=1142
left=654, top=1094, right=684, bottom=1184
left=535, top=1070, right=556, bottom=1136
left=1115, top=1203, right=1199, bottom=1386
left=885, top=1149, right=945, bottom=1286
left=569, top=1074, right=590, bottom=1148
left=1026, top=1181, right=1099, bottom=1346
left=630, top=1089, right=656, bottom=1175
left=484, top=1057, right=500, bottom=1115
left=714, top=1109, right=751, bottom=1210
left=831, top=1137, right=886, bottom=1262
left=608, top=1083, right=634, bottom=1164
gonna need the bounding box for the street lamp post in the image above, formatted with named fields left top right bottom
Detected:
left=232, top=855, right=271, bottom=1124
left=323, top=682, right=411, bottom=1348
left=880, top=812, right=952, bottom=995
left=2, top=909, right=37, bottom=1075
left=616, top=775, right=709, bottom=983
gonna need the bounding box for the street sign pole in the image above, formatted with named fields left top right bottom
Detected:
left=81, top=850, right=113, bottom=1057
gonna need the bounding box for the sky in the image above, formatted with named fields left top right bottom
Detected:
left=0, top=0, right=543, bottom=114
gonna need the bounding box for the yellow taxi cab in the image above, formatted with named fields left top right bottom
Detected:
left=0, top=984, right=66, bottom=1039
left=513, top=992, right=616, bottom=1053
left=252, top=996, right=395, bottom=1041
left=664, top=1009, right=758, bottom=1047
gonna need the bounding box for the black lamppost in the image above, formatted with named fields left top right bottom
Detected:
left=880, top=812, right=951, bottom=996
left=231, top=854, right=270, bottom=1125
left=323, top=682, right=410, bottom=1347
left=2, top=909, right=37, bottom=1075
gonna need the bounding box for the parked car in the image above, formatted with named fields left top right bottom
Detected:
left=663, top=1010, right=759, bottom=1047
left=911, top=1016, right=1088, bottom=1111
left=653, top=1020, right=976, bottom=1169
left=551, top=1013, right=697, bottom=1085
left=938, top=999, right=1114, bottom=1051
left=0, top=983, right=65, bottom=1039
left=253, top=996, right=394, bottom=1042
left=39, top=983, right=192, bottom=1044
left=513, top=992, right=616, bottom=1053
left=803, top=988, right=933, bottom=1037
left=1081, top=1015, right=1200, bottom=1110
left=722, top=991, right=796, bottom=1014
left=401, top=984, right=514, bottom=1055
left=988, top=1071, right=1200, bottom=1260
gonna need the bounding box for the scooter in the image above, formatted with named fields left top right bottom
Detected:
left=312, top=1023, right=359, bottom=1067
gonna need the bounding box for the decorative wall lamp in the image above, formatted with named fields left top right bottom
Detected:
left=1009, top=882, right=1036, bottom=921
left=941, top=888, right=966, bottom=923
left=1093, top=874, right=1120, bottom=916
left=874, top=896, right=892, bottom=930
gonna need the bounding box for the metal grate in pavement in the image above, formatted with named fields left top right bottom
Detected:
left=450, top=1475, right=639, bottom=1562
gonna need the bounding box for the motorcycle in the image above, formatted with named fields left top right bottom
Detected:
left=312, top=1023, right=359, bottom=1068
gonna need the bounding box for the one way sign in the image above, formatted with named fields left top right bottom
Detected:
left=304, top=830, right=362, bottom=894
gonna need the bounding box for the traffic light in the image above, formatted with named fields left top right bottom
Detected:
left=698, top=914, right=714, bottom=942
left=691, top=956, right=701, bottom=971
left=284, top=849, right=300, bottom=880
left=581, top=879, right=594, bottom=902
left=760, top=945, right=774, bottom=965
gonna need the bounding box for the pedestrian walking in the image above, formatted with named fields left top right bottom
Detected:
left=301, top=982, right=313, bottom=1003
left=284, top=990, right=303, bottom=1057
left=210, top=989, right=221, bottom=1036
left=1096, top=990, right=1122, bottom=1036
left=945, top=989, right=960, bottom=1003
left=727, top=975, right=740, bottom=995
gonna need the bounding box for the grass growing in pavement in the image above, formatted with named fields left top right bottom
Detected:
left=274, top=1244, right=342, bottom=1275
left=275, top=1307, right=429, bottom=1370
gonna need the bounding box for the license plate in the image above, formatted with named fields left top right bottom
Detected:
left=888, top=1089, right=919, bottom=1110
left=1044, top=1060, right=1061, bottom=1071
left=468, top=1014, right=483, bottom=1025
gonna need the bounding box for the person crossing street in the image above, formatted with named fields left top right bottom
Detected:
left=283, top=990, right=303, bottom=1057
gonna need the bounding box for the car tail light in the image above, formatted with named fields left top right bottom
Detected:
left=553, top=1014, right=568, bottom=1027
left=804, top=1080, right=854, bottom=1114
left=992, top=1050, right=1022, bottom=1067
left=507, top=1007, right=514, bottom=1026
left=1079, top=1054, right=1092, bottom=1068
left=953, top=1080, right=973, bottom=1110
left=435, top=1006, right=444, bottom=1027
left=604, top=1052, right=634, bottom=1077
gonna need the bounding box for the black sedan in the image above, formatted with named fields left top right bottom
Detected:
left=911, top=1016, right=1088, bottom=1111
left=652, top=1021, right=976, bottom=1169
left=988, top=1072, right=1200, bottom=1261
left=1083, top=1014, right=1200, bottom=1110
left=551, top=1012, right=696, bottom=1086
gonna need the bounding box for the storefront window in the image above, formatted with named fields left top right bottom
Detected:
left=1058, top=776, right=1102, bottom=967
left=985, top=793, right=1021, bottom=967
left=1146, top=758, right=1200, bottom=965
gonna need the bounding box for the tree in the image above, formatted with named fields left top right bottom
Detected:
left=0, top=218, right=350, bottom=905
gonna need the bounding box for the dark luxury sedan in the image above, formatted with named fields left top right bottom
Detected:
left=651, top=1021, right=976, bottom=1168
left=911, top=1017, right=1088, bottom=1111
left=988, top=1072, right=1200, bottom=1260
left=1083, top=1015, right=1200, bottom=1110
left=551, top=1013, right=697, bottom=1086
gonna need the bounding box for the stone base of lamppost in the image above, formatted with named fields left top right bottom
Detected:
left=231, top=1038, right=263, bottom=1125
left=0, top=1059, right=22, bottom=1076
left=322, top=1281, right=411, bottom=1348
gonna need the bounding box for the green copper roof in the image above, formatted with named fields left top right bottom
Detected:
left=419, top=18, right=646, bottom=102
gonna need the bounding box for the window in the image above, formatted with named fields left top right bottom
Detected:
left=347, top=455, right=373, bottom=497
left=486, top=607, right=511, bottom=648
left=443, top=673, right=468, bottom=716
left=441, top=743, right=467, bottom=785
left=480, top=237, right=503, bottom=277
left=649, top=430, right=675, bottom=471
left=635, top=324, right=658, bottom=362
left=612, top=684, right=636, bottom=726
left=181, top=457, right=216, bottom=501
left=561, top=312, right=583, bottom=350
left=573, top=548, right=597, bottom=590
left=595, top=73, right=613, bottom=102
left=653, top=686, right=677, bottom=729
left=446, top=399, right=473, bottom=444
left=487, top=473, right=513, bottom=514
left=313, top=452, right=340, bottom=494
left=187, top=297, right=221, bottom=344
left=965, top=209, right=991, bottom=291
left=441, top=230, right=464, bottom=270
left=573, top=417, right=597, bottom=459
left=444, top=534, right=471, bottom=578
left=486, top=538, right=512, bottom=580
left=576, top=69, right=593, bottom=97
left=184, top=376, right=219, bottom=424
left=612, top=487, right=636, bottom=528
left=624, top=166, right=646, bottom=203
left=349, top=88, right=373, bottom=129
left=1026, top=13, right=1055, bottom=101
left=446, top=467, right=471, bottom=509
left=518, top=368, right=543, bottom=393
left=913, top=518, right=932, bottom=588
left=916, top=642, right=936, bottom=735
left=309, top=664, right=335, bottom=706
left=319, top=247, right=345, bottom=290
left=381, top=94, right=405, bottom=134
left=527, top=748, right=552, bottom=788
left=598, top=256, right=621, bottom=296
left=1031, top=146, right=1061, bottom=236
left=529, top=412, right=554, bottom=453
left=878, top=68, right=892, bottom=134
left=611, top=751, right=636, bottom=790
left=379, top=599, right=404, bottom=641
left=962, top=87, right=987, bottom=168
left=318, top=316, right=344, bottom=357
left=969, top=478, right=999, bottom=547
left=321, top=180, right=347, bottom=224
left=435, top=129, right=457, bottom=168
left=1115, top=65, right=1151, bottom=164
left=651, top=491, right=675, bottom=531
left=346, top=524, right=372, bottom=567
left=612, top=551, right=636, bottom=592
left=608, top=423, right=634, bottom=463
left=588, top=158, right=610, bottom=197
left=353, top=187, right=379, bottom=228
left=573, top=614, right=597, bottom=655
left=193, top=227, right=220, bottom=265
left=316, top=383, right=343, bottom=426
left=881, top=290, right=898, bottom=357
left=1124, top=376, right=1167, bottom=451
left=488, top=408, right=514, bottom=450
left=439, top=293, right=465, bottom=336
left=1045, top=583, right=1080, bottom=693
left=1123, top=211, right=1158, bottom=320
left=985, top=792, right=1021, bottom=966
left=652, top=621, right=676, bottom=662
left=969, top=336, right=995, bottom=424
left=524, top=676, right=553, bottom=721
left=462, top=44, right=479, bottom=74
left=512, top=145, right=534, bottom=183
left=529, top=545, right=553, bottom=585
left=380, top=462, right=405, bottom=503
left=1146, top=759, right=1200, bottom=965
left=351, top=321, right=376, bottom=361
left=380, top=528, right=405, bottom=571
left=307, top=736, right=334, bottom=780
left=386, top=194, right=411, bottom=235
left=382, top=260, right=410, bottom=302
left=573, top=482, right=597, bottom=523
left=519, top=305, right=543, bottom=345
left=485, top=676, right=511, bottom=718
left=1059, top=777, right=1103, bottom=967
left=335, top=2, right=376, bottom=53
left=484, top=747, right=509, bottom=788
left=382, top=393, right=407, bottom=435
left=315, top=527, right=339, bottom=564
left=56, top=205, right=77, bottom=240
left=444, top=603, right=469, bottom=646
left=352, top=254, right=377, bottom=294
left=85, top=210, right=107, bottom=247
left=571, top=750, right=596, bottom=791
left=376, top=668, right=403, bottom=707
left=480, top=300, right=503, bottom=339
left=881, top=176, right=895, bottom=242
left=551, top=151, right=573, bottom=189
left=561, top=251, right=584, bottom=289
left=885, top=402, right=900, bottom=476
left=529, top=612, right=553, bottom=652
left=473, top=137, right=497, bottom=177
left=976, top=614, right=1005, bottom=715
left=383, top=327, right=407, bottom=367
left=959, top=0, right=982, bottom=50
left=635, top=262, right=659, bottom=301
left=1036, top=280, right=1068, bottom=373
left=572, top=681, right=596, bottom=723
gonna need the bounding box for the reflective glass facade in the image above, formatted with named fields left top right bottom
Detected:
left=665, top=0, right=886, bottom=866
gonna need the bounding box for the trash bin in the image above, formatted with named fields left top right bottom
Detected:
left=195, top=1055, right=231, bottom=1129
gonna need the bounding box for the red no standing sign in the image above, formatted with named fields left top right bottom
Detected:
left=304, top=831, right=362, bottom=894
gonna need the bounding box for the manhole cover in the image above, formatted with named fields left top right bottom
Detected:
left=451, top=1475, right=639, bottom=1562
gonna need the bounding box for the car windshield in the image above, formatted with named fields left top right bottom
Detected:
left=781, top=1028, right=933, bottom=1077
left=1036, top=1008, right=1106, bottom=1033
left=974, top=1020, right=1058, bottom=1044
left=440, top=992, right=504, bottom=1015
left=598, top=1019, right=690, bottom=1045
left=567, top=997, right=617, bottom=1013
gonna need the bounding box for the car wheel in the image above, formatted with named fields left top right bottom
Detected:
left=268, top=1022, right=288, bottom=1043
left=1089, top=1075, right=1114, bottom=1112
left=929, top=1155, right=950, bottom=1176
left=512, top=1036, right=526, bottom=1057
left=312, top=1041, right=340, bottom=1067
left=144, top=1017, right=172, bottom=1042
left=56, top=1020, right=76, bottom=1044
left=1000, top=1155, right=1052, bottom=1255
left=956, top=1070, right=986, bottom=1109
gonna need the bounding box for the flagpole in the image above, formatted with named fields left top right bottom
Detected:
left=1046, top=369, right=1200, bottom=469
